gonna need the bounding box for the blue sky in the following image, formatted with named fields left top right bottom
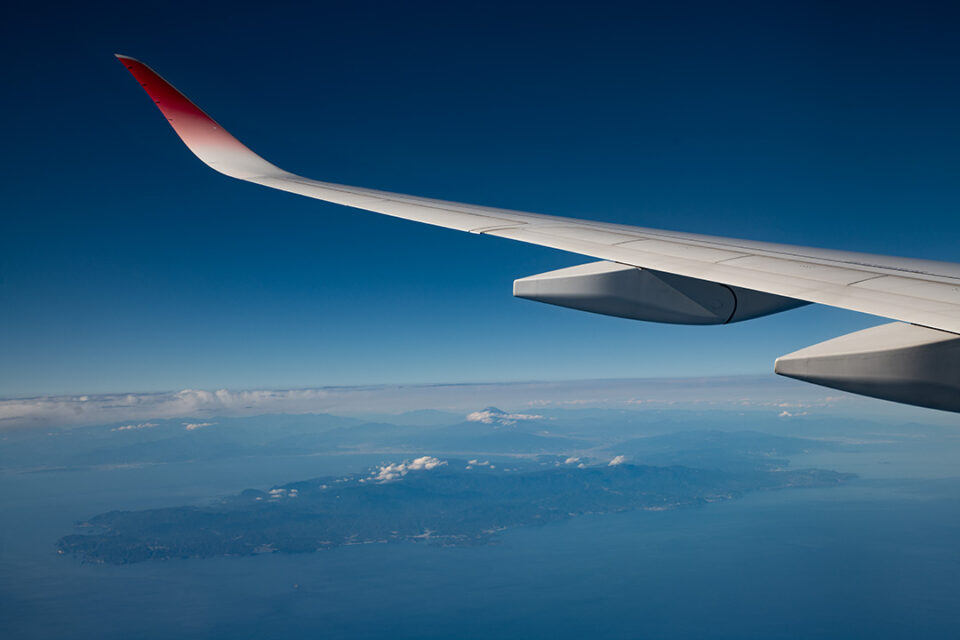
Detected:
left=2, top=1, right=960, bottom=396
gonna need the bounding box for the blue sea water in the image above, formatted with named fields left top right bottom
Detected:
left=2, top=451, right=959, bottom=639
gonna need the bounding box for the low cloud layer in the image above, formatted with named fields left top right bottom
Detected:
left=0, top=376, right=874, bottom=430
left=0, top=388, right=341, bottom=429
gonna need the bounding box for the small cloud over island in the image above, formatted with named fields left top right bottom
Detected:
left=366, top=456, right=447, bottom=483
left=466, top=407, right=544, bottom=426
left=111, top=422, right=158, bottom=432
left=183, top=422, right=215, bottom=431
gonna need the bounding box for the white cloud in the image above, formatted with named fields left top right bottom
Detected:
left=564, top=457, right=580, bottom=465
left=111, top=422, right=158, bottom=432
left=466, top=407, right=543, bottom=426
left=368, top=456, right=447, bottom=483
left=183, top=421, right=215, bottom=431
left=608, top=455, right=627, bottom=466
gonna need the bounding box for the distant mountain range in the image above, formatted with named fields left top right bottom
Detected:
left=1, top=406, right=857, bottom=473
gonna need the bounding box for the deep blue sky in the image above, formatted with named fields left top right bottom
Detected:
left=2, top=1, right=960, bottom=396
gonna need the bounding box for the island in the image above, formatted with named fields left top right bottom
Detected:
left=57, top=456, right=853, bottom=564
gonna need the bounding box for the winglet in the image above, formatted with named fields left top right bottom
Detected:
left=115, top=55, right=284, bottom=180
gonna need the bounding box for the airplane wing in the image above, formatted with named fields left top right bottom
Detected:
left=116, top=55, right=960, bottom=413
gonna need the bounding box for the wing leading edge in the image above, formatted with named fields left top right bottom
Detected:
left=116, top=55, right=960, bottom=412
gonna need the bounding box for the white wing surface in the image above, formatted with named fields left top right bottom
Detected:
left=116, top=55, right=960, bottom=412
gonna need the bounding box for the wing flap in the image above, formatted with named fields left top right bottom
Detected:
left=714, top=255, right=873, bottom=285
left=616, top=239, right=749, bottom=263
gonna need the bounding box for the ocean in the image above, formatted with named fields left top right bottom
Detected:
left=2, top=448, right=959, bottom=639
